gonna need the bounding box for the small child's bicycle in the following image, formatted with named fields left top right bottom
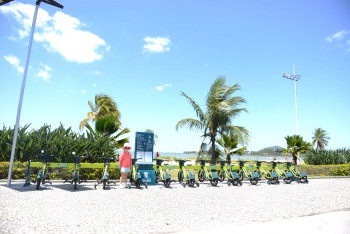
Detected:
left=217, top=161, right=241, bottom=186
left=197, top=159, right=219, bottom=186
left=177, top=160, right=199, bottom=188
left=94, top=157, right=116, bottom=190
left=36, top=150, right=54, bottom=190
left=154, top=159, right=172, bottom=188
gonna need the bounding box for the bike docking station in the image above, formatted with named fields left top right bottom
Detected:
left=128, top=131, right=156, bottom=189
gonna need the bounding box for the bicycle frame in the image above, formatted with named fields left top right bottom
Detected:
left=237, top=161, right=260, bottom=185
left=254, top=161, right=279, bottom=185
left=285, top=162, right=308, bottom=183
left=36, top=150, right=53, bottom=190
left=198, top=160, right=218, bottom=186
left=177, top=160, right=198, bottom=188
left=272, top=161, right=293, bottom=184
left=129, top=158, right=147, bottom=189
left=154, top=159, right=172, bottom=188
left=94, top=157, right=116, bottom=190
left=218, top=161, right=241, bottom=186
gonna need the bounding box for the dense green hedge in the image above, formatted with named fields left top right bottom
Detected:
left=303, top=148, right=350, bottom=165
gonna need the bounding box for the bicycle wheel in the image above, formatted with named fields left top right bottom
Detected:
left=36, top=179, right=41, bottom=190
left=238, top=170, right=244, bottom=181
left=198, top=170, right=205, bottom=182
left=103, top=180, right=107, bottom=189
left=136, top=178, right=141, bottom=189
left=164, top=179, right=171, bottom=188
left=178, top=171, right=184, bottom=183
left=218, top=171, right=225, bottom=182
left=189, top=179, right=195, bottom=187
left=210, top=179, right=218, bottom=186
left=250, top=178, right=258, bottom=185
left=155, top=170, right=160, bottom=183
left=74, top=180, right=78, bottom=190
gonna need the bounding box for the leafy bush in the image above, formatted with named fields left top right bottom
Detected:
left=303, top=148, right=350, bottom=165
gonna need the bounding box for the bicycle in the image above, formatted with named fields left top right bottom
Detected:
left=177, top=160, right=199, bottom=188
left=67, top=152, right=87, bottom=190
left=237, top=160, right=260, bottom=185
left=217, top=160, right=241, bottom=186
left=255, top=160, right=279, bottom=185
left=128, top=158, right=148, bottom=189
left=94, top=157, right=116, bottom=190
left=272, top=161, right=293, bottom=184
left=197, top=159, right=219, bottom=186
left=36, top=150, right=54, bottom=190
left=154, top=159, right=172, bottom=188
left=285, top=162, right=308, bottom=183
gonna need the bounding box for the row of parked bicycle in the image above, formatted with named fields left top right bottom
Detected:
left=155, top=158, right=309, bottom=189
left=26, top=150, right=308, bottom=190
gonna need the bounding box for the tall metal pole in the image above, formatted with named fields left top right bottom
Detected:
left=7, top=1, right=41, bottom=186
left=293, top=65, right=298, bottom=135
left=6, top=0, right=64, bottom=186
left=282, top=65, right=301, bottom=136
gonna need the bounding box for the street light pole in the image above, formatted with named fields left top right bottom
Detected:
left=282, top=65, right=301, bottom=135
left=3, top=0, right=63, bottom=186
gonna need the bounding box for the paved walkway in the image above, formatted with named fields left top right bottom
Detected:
left=1, top=178, right=349, bottom=233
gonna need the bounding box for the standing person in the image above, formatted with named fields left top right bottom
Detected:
left=119, top=143, right=132, bottom=189
left=156, top=152, right=160, bottom=158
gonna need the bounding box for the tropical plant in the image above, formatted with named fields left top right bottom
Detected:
left=79, top=94, right=121, bottom=130
left=94, top=115, right=130, bottom=149
left=283, top=135, right=312, bottom=166
left=176, top=76, right=250, bottom=164
left=304, top=148, right=350, bottom=165
left=312, top=128, right=330, bottom=150
left=216, top=133, right=246, bottom=163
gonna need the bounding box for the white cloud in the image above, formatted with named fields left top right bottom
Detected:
left=93, top=83, right=96, bottom=87
left=143, top=36, right=171, bottom=53
left=36, top=62, right=52, bottom=81
left=325, top=30, right=350, bottom=52
left=4, top=55, right=24, bottom=74
left=0, top=2, right=109, bottom=63
left=155, top=83, right=172, bottom=91
left=81, top=90, right=86, bottom=94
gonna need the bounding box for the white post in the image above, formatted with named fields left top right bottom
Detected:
left=7, top=2, right=41, bottom=186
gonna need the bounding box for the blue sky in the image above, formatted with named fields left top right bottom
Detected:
left=1, top=0, right=349, bottom=153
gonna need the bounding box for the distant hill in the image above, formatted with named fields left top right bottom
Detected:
left=245, top=146, right=284, bottom=155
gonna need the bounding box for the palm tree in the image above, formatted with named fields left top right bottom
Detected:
left=312, top=128, right=330, bottom=150
left=176, top=76, right=250, bottom=165
left=80, top=94, right=121, bottom=130
left=283, top=135, right=312, bottom=166
left=216, top=133, right=246, bottom=164
left=94, top=116, right=130, bottom=149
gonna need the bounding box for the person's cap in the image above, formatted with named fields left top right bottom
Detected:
left=123, top=143, right=132, bottom=149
